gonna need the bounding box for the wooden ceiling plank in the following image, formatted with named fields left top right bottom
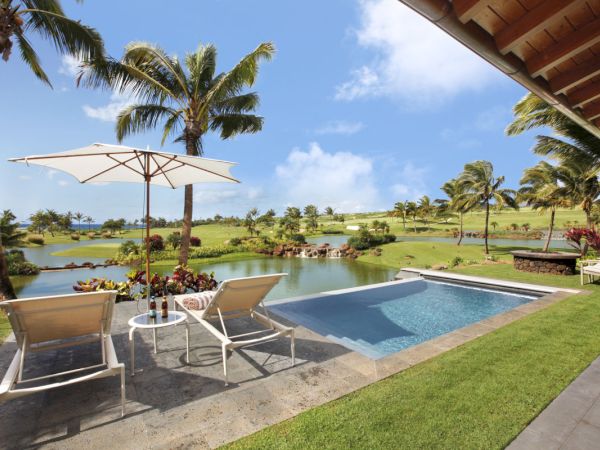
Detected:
left=496, top=0, right=585, bottom=55
left=454, top=0, right=491, bottom=23
left=569, top=82, right=600, bottom=108
left=549, top=58, right=600, bottom=94
left=526, top=17, right=600, bottom=78
left=582, top=102, right=600, bottom=120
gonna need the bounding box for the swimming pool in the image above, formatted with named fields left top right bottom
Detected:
left=270, top=278, right=541, bottom=359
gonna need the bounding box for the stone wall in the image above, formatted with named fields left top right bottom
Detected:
left=513, top=255, right=576, bottom=275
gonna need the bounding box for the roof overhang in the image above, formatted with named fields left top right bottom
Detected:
left=398, top=0, right=600, bottom=138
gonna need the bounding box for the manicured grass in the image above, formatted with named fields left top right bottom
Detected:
left=51, top=243, right=121, bottom=258
left=227, top=264, right=600, bottom=449
left=0, top=312, right=10, bottom=344
left=150, top=251, right=266, bottom=268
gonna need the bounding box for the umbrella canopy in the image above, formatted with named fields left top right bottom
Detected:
left=8, top=143, right=239, bottom=188
left=9, top=143, right=239, bottom=298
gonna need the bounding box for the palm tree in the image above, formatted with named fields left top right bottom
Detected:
left=79, top=41, right=274, bottom=264
left=417, top=195, right=434, bottom=231
left=458, top=161, right=518, bottom=254
left=393, top=201, right=407, bottom=230
left=324, top=206, right=334, bottom=219
left=553, top=159, right=600, bottom=228
left=84, top=215, right=93, bottom=231
left=490, top=221, right=498, bottom=231
left=440, top=178, right=469, bottom=245
left=0, top=0, right=104, bottom=86
left=405, top=201, right=418, bottom=233
left=519, top=161, right=571, bottom=252
left=73, top=211, right=84, bottom=233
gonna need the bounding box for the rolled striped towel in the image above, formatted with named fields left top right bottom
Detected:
left=181, top=291, right=216, bottom=310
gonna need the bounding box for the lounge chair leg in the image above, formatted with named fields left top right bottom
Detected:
left=222, top=344, right=229, bottom=386
left=291, top=330, right=296, bottom=367
left=120, top=367, right=126, bottom=417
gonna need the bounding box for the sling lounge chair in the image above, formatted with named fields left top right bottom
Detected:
left=174, top=273, right=295, bottom=385
left=0, top=291, right=126, bottom=416
left=580, top=259, right=600, bottom=285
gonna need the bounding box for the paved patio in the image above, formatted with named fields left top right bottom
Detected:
left=508, top=356, right=600, bottom=450
left=0, top=286, right=576, bottom=449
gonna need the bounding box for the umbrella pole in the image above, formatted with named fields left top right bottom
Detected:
left=145, top=154, right=151, bottom=307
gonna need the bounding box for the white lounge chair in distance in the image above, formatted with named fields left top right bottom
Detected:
left=0, top=291, right=126, bottom=416
left=174, top=273, right=295, bottom=385
left=580, top=259, right=600, bottom=285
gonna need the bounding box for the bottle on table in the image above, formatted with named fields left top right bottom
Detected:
left=161, top=296, right=169, bottom=319
left=149, top=297, right=157, bottom=319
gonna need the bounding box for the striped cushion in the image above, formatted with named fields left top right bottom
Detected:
left=181, top=291, right=216, bottom=310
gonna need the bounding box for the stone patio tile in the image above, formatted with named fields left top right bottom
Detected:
left=394, top=341, right=447, bottom=366
left=582, top=398, right=600, bottom=428
left=478, top=309, right=526, bottom=328
left=427, top=330, right=475, bottom=350
left=514, top=301, right=550, bottom=314
left=526, top=395, right=591, bottom=444
left=507, top=427, right=562, bottom=450
left=456, top=321, right=497, bottom=338
left=561, top=422, right=600, bottom=450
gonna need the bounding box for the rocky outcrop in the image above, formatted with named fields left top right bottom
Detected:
left=265, top=243, right=361, bottom=259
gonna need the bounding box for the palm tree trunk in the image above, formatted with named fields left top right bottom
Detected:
left=543, top=208, right=555, bottom=253
left=457, top=212, right=464, bottom=246
left=0, top=237, right=16, bottom=300
left=484, top=201, right=490, bottom=255
left=402, top=215, right=406, bottom=231
left=585, top=208, right=593, bottom=229
left=179, top=134, right=198, bottom=265
left=413, top=216, right=417, bottom=233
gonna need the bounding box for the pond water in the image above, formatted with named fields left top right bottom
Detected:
left=306, top=235, right=351, bottom=247
left=14, top=257, right=398, bottom=302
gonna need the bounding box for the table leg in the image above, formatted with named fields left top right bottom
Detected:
left=185, top=321, right=190, bottom=364
left=129, top=327, right=135, bottom=376
left=153, top=328, right=157, bottom=354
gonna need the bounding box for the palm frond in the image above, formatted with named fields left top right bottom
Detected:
left=115, top=103, right=177, bottom=142
left=14, top=30, right=50, bottom=85
left=209, top=114, right=263, bottom=139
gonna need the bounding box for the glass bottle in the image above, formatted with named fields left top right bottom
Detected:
left=161, top=296, right=169, bottom=319
left=149, top=297, right=157, bottom=319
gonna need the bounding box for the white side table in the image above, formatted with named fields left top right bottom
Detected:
left=128, top=311, right=189, bottom=376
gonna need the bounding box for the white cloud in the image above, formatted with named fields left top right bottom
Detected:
left=335, top=0, right=499, bottom=108
left=58, top=54, right=82, bottom=77
left=83, top=90, right=133, bottom=122
left=390, top=162, right=428, bottom=201
left=46, top=169, right=58, bottom=180
left=18, top=175, right=31, bottom=181
left=57, top=180, right=69, bottom=187
left=275, top=142, right=380, bottom=212
left=316, top=120, right=365, bottom=135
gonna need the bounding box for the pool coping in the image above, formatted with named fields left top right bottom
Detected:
left=268, top=269, right=582, bottom=381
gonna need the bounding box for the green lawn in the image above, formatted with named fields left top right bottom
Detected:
left=51, top=243, right=121, bottom=259
left=227, top=260, right=600, bottom=449
left=0, top=312, right=10, bottom=344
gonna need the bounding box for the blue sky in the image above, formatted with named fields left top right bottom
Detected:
left=1, top=0, right=544, bottom=223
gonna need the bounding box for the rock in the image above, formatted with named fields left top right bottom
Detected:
left=432, top=264, right=448, bottom=270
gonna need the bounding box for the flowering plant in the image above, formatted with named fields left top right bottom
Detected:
left=564, top=227, right=600, bottom=256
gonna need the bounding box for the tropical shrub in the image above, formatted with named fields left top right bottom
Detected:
left=73, top=278, right=132, bottom=302
left=119, top=240, right=139, bottom=255
left=450, top=256, right=464, bottom=268
left=27, top=235, right=44, bottom=245
left=145, top=234, right=164, bottom=252
left=190, top=236, right=201, bottom=247
left=229, top=237, right=243, bottom=246
left=565, top=227, right=593, bottom=255
left=166, top=232, right=182, bottom=249
left=347, top=228, right=396, bottom=250
left=6, top=250, right=40, bottom=276
left=70, top=233, right=80, bottom=241
left=322, top=229, right=343, bottom=234
left=289, top=234, right=306, bottom=244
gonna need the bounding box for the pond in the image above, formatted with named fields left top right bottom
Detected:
left=306, top=235, right=351, bottom=247
left=14, top=257, right=398, bottom=302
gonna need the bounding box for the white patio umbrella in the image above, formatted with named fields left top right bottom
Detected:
left=9, top=143, right=239, bottom=293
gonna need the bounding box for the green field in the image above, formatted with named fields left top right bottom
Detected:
left=51, top=243, right=121, bottom=258
left=227, top=259, right=600, bottom=449
left=0, top=312, right=10, bottom=344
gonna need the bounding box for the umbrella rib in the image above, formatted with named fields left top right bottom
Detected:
left=80, top=154, right=143, bottom=183
left=161, top=157, right=239, bottom=183
left=107, top=154, right=146, bottom=177
left=149, top=153, right=175, bottom=189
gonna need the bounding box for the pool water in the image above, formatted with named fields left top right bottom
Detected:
left=271, top=279, right=539, bottom=359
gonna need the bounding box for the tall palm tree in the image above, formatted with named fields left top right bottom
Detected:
left=393, top=201, right=407, bottom=230
left=73, top=211, right=84, bottom=233
left=417, top=195, right=434, bottom=231
left=519, top=161, right=571, bottom=252
left=553, top=159, right=600, bottom=228
left=405, top=201, right=418, bottom=233
left=84, top=215, right=93, bottom=231
left=458, top=161, right=518, bottom=254
left=0, top=0, right=104, bottom=300
left=79, top=41, right=274, bottom=264
left=0, top=0, right=104, bottom=85
left=440, top=178, right=469, bottom=246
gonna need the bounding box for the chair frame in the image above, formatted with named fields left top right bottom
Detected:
left=174, top=274, right=295, bottom=385
left=0, top=291, right=126, bottom=417
left=580, top=259, right=600, bottom=285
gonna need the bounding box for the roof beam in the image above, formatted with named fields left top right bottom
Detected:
left=569, top=82, right=600, bottom=108
left=453, top=0, right=490, bottom=24
left=526, top=17, right=600, bottom=78
left=548, top=58, right=600, bottom=94
left=582, top=102, right=600, bottom=121
left=495, top=0, right=584, bottom=55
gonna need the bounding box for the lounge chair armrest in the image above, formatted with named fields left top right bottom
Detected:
left=580, top=259, right=600, bottom=266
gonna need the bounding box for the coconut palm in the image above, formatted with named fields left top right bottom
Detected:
left=84, top=215, right=93, bottom=231
left=417, top=195, right=435, bottom=231
left=73, top=211, right=84, bottom=233
left=553, top=159, right=600, bottom=228
left=79, top=41, right=274, bottom=264
left=405, top=201, right=418, bottom=233
left=393, top=201, right=407, bottom=230
left=0, top=0, right=104, bottom=86
left=458, top=161, right=518, bottom=254
left=440, top=178, right=470, bottom=246
left=490, top=221, right=498, bottom=231
left=519, top=161, right=571, bottom=252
